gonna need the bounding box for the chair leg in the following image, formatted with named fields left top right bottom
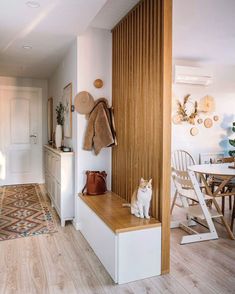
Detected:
left=170, top=190, right=178, bottom=214
left=222, top=197, right=225, bottom=215
left=231, top=197, right=235, bottom=231
left=229, top=195, right=232, bottom=210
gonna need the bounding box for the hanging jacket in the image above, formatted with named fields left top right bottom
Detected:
left=83, top=98, right=117, bottom=155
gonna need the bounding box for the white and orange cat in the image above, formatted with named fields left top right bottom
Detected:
left=123, top=178, right=152, bottom=219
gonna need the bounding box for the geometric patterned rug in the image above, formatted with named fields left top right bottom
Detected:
left=0, top=184, right=57, bottom=241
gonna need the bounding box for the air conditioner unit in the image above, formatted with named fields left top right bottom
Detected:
left=174, top=65, right=213, bottom=86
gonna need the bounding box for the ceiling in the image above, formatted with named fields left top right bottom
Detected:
left=173, top=0, right=235, bottom=65
left=0, top=0, right=139, bottom=79
left=1, top=0, right=234, bottom=79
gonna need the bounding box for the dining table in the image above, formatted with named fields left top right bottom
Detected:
left=188, top=163, right=235, bottom=240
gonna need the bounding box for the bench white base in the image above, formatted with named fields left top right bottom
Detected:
left=77, top=197, right=161, bottom=284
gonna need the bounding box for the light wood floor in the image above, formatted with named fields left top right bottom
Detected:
left=0, top=191, right=235, bottom=293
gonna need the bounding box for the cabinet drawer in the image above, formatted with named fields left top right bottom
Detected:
left=44, top=151, right=47, bottom=171
left=55, top=157, right=61, bottom=182
left=47, top=152, right=52, bottom=173
left=47, top=174, right=52, bottom=197
left=45, top=172, right=48, bottom=190
left=51, top=179, right=56, bottom=202
left=51, top=156, right=56, bottom=177
left=50, top=155, right=61, bottom=182
left=56, top=183, right=61, bottom=211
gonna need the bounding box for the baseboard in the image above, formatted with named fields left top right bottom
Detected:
left=37, top=177, right=45, bottom=184
left=73, top=219, right=80, bottom=230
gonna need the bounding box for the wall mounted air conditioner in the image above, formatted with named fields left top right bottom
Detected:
left=174, top=65, right=213, bottom=86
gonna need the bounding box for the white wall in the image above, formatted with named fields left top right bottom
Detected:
left=172, top=61, right=235, bottom=163
left=48, top=29, right=112, bottom=229
left=76, top=28, right=112, bottom=194
left=48, top=40, right=77, bottom=149
left=0, top=76, right=48, bottom=145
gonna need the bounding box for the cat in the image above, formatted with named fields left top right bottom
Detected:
left=123, top=178, right=152, bottom=219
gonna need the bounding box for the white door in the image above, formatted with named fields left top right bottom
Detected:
left=0, top=86, right=43, bottom=186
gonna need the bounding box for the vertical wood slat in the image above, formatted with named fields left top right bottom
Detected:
left=112, top=0, right=172, bottom=274
left=112, top=0, right=161, bottom=220
left=159, top=0, right=172, bottom=274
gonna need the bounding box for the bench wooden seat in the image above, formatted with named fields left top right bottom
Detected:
left=80, top=192, right=161, bottom=233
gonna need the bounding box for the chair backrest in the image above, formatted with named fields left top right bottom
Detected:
left=171, top=150, right=196, bottom=171
left=171, top=150, right=196, bottom=192
left=171, top=167, right=196, bottom=199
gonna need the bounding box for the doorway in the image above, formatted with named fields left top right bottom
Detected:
left=0, top=86, right=43, bottom=185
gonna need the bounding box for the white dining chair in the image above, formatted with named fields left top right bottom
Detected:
left=172, top=167, right=221, bottom=244
left=171, top=150, right=196, bottom=214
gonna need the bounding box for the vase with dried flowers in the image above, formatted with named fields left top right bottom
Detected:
left=55, top=102, right=65, bottom=149
left=176, top=94, right=198, bottom=125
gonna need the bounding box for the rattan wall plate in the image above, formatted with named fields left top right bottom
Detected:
left=190, top=127, right=199, bottom=136
left=213, top=115, right=219, bottom=122
left=93, top=79, right=103, bottom=89
left=74, top=91, right=95, bottom=114
left=199, top=95, right=216, bottom=113
left=204, top=118, right=213, bottom=128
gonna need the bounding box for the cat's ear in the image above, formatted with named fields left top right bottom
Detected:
left=148, top=178, right=152, bottom=185
left=140, top=177, right=145, bottom=183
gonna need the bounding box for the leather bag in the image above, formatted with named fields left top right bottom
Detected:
left=82, top=171, right=107, bottom=195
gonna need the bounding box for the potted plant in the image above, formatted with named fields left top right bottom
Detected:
left=228, top=122, right=235, bottom=157
left=55, top=102, right=65, bottom=149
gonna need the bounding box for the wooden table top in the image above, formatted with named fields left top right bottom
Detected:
left=79, top=192, right=161, bottom=233
left=188, top=163, right=235, bottom=176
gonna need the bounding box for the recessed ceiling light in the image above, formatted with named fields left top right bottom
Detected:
left=22, top=45, right=32, bottom=50
left=26, top=1, right=40, bottom=8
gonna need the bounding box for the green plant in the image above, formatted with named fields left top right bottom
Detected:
left=56, top=102, right=65, bottom=125
left=228, top=122, right=235, bottom=157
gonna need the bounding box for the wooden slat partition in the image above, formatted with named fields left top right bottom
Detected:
left=112, top=0, right=172, bottom=273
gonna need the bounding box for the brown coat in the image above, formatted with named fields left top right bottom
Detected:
left=83, top=98, right=117, bottom=155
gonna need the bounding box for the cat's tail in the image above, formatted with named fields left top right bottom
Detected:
left=122, top=203, right=131, bottom=207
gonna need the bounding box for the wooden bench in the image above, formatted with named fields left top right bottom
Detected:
left=77, top=192, right=162, bottom=284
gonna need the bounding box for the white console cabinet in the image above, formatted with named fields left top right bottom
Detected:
left=44, top=145, right=74, bottom=226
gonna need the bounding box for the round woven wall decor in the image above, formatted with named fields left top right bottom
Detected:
left=93, top=79, right=103, bottom=89
left=204, top=118, right=213, bottom=128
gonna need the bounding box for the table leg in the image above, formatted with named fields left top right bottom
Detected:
left=200, top=175, right=235, bottom=240
left=231, top=197, right=235, bottom=230
left=212, top=197, right=235, bottom=240
left=222, top=197, right=225, bottom=215
left=170, top=190, right=178, bottom=214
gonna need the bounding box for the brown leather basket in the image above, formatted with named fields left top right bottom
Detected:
left=82, top=171, right=107, bottom=195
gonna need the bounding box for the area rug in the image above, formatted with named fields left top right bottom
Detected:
left=0, top=184, right=57, bottom=241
